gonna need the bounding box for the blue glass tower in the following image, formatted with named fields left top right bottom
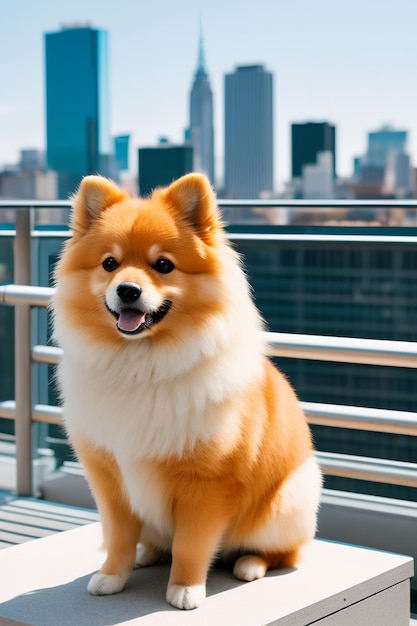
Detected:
left=366, top=126, right=407, bottom=168
left=45, top=25, right=112, bottom=199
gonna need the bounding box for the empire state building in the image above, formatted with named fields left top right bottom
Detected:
left=189, top=30, right=215, bottom=185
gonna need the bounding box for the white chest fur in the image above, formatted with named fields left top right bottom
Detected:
left=120, top=458, right=174, bottom=546
left=58, top=315, right=264, bottom=459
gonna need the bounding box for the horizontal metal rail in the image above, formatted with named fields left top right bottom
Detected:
left=229, top=233, right=417, bottom=245
left=0, top=201, right=71, bottom=209
left=0, top=400, right=17, bottom=420
left=0, top=401, right=61, bottom=424
left=303, top=402, right=417, bottom=437
left=3, top=229, right=417, bottom=248
left=32, top=404, right=62, bottom=425
left=32, top=345, right=62, bottom=365
left=0, top=284, right=54, bottom=306
left=219, top=198, right=417, bottom=209
left=31, top=336, right=417, bottom=370
left=267, top=332, right=417, bottom=369
left=2, top=399, right=417, bottom=438
left=2, top=198, right=417, bottom=209
left=317, top=452, right=417, bottom=489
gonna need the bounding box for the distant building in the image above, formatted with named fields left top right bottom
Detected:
left=0, top=169, right=57, bottom=201
left=188, top=28, right=215, bottom=185
left=353, top=125, right=412, bottom=198
left=45, top=24, right=112, bottom=199
left=0, top=148, right=58, bottom=217
left=20, top=149, right=45, bottom=171
left=384, top=151, right=412, bottom=197
left=114, top=135, right=130, bottom=174
left=412, top=168, right=417, bottom=198
left=365, top=126, right=407, bottom=168
left=138, top=143, right=193, bottom=196
left=302, top=151, right=334, bottom=199
left=0, top=148, right=57, bottom=202
left=224, top=65, right=274, bottom=199
left=291, top=121, right=336, bottom=180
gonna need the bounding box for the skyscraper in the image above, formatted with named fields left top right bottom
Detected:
left=138, top=143, right=193, bottom=196
left=114, top=135, right=130, bottom=174
left=352, top=125, right=411, bottom=198
left=291, top=122, right=336, bottom=180
left=224, top=65, right=274, bottom=199
left=45, top=24, right=112, bottom=199
left=302, top=151, right=334, bottom=199
left=365, top=126, right=407, bottom=168
left=188, top=28, right=215, bottom=185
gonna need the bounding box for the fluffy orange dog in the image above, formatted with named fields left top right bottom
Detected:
left=53, top=173, right=321, bottom=610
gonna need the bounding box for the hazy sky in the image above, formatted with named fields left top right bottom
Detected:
left=0, top=0, right=416, bottom=191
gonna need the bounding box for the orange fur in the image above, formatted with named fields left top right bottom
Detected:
left=53, top=173, right=321, bottom=609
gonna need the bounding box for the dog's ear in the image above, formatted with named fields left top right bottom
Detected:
left=162, top=173, right=222, bottom=243
left=71, top=176, right=127, bottom=236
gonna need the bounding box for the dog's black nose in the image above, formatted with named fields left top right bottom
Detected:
left=117, top=282, right=142, bottom=304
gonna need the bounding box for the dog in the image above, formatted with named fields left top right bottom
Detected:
left=52, top=173, right=321, bottom=610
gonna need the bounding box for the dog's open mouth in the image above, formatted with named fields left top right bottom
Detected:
left=106, top=300, right=172, bottom=335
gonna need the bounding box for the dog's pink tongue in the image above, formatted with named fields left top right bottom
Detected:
left=118, top=310, right=146, bottom=332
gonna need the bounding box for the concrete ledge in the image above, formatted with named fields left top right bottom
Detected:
left=318, top=489, right=417, bottom=594
left=0, top=523, right=413, bottom=625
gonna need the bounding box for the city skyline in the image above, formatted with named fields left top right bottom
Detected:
left=1, top=0, right=416, bottom=192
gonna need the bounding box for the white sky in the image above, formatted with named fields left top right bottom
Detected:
left=0, top=0, right=416, bottom=191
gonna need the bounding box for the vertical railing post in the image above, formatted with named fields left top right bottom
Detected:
left=14, top=208, right=33, bottom=496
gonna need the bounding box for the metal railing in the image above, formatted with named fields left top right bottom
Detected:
left=1, top=282, right=417, bottom=495
left=1, top=198, right=417, bottom=496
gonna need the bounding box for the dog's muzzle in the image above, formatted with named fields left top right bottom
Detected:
left=105, top=282, right=172, bottom=335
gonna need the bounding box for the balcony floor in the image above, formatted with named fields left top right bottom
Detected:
left=0, top=490, right=98, bottom=549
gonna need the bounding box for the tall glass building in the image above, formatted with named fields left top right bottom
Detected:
left=291, top=121, right=336, bottom=179
left=352, top=126, right=410, bottom=195
left=45, top=25, right=112, bottom=199
left=365, top=126, right=407, bottom=168
left=224, top=65, right=274, bottom=199
left=138, top=145, right=193, bottom=196
left=189, top=30, right=215, bottom=185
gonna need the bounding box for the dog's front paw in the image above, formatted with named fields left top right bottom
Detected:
left=87, top=572, right=127, bottom=595
left=166, top=584, right=206, bottom=610
left=233, top=555, right=267, bottom=581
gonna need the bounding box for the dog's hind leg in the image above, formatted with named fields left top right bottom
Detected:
left=135, top=541, right=170, bottom=568
left=233, top=549, right=301, bottom=581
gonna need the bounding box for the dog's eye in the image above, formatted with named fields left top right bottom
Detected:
left=151, top=257, right=175, bottom=274
left=102, top=257, right=120, bottom=272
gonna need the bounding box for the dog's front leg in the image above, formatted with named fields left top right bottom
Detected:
left=72, top=436, right=142, bottom=595
left=166, top=497, right=230, bottom=610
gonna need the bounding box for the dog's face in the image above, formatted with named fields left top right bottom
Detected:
left=55, top=174, right=228, bottom=345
